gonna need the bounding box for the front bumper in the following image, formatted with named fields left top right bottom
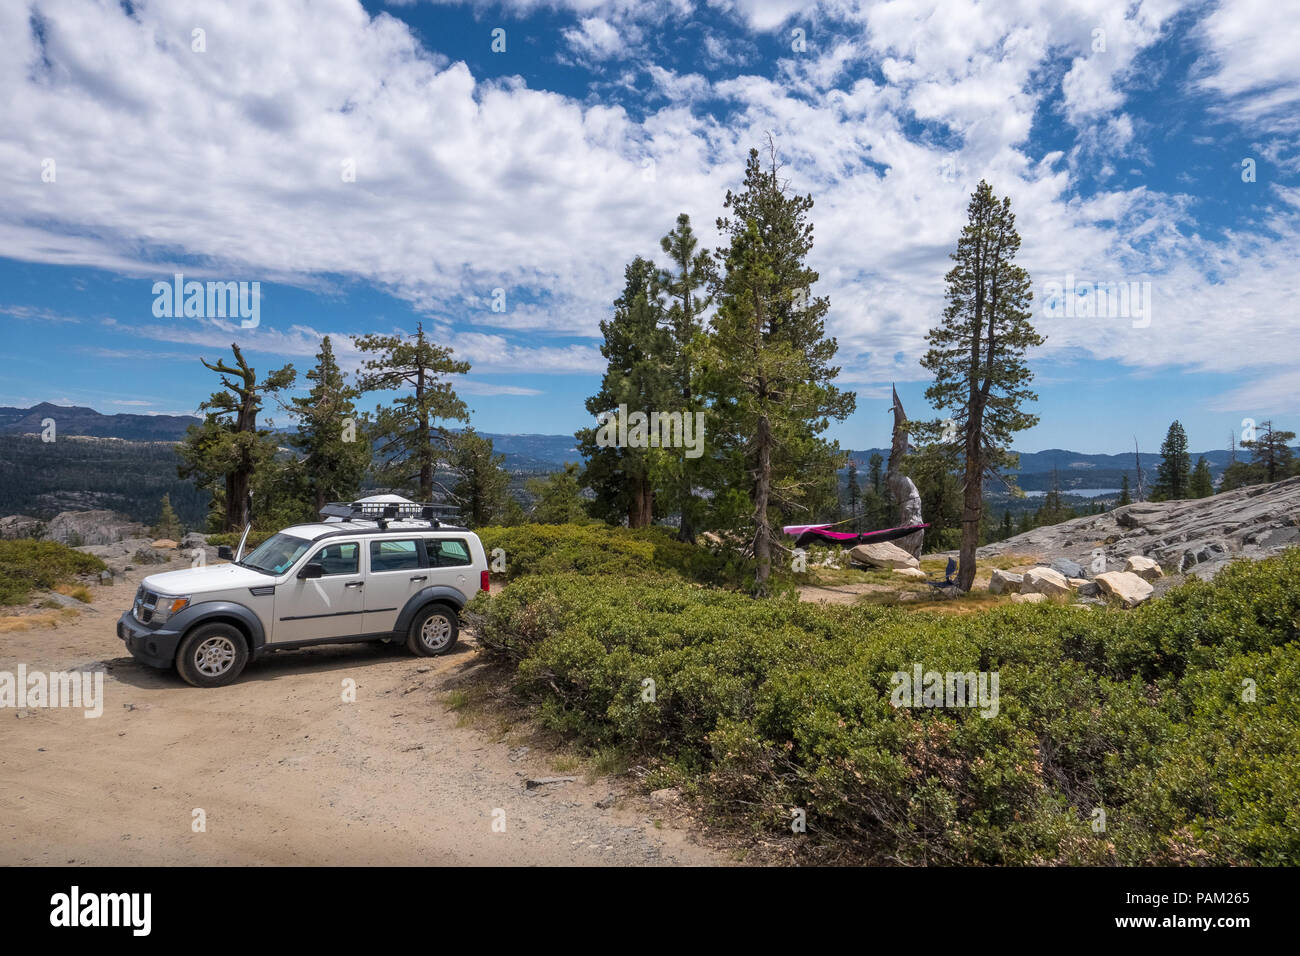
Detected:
left=117, top=611, right=183, bottom=669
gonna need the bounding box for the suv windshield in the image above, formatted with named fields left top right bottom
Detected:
left=239, top=533, right=312, bottom=575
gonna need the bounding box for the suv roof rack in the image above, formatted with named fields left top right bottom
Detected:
left=320, top=500, right=462, bottom=530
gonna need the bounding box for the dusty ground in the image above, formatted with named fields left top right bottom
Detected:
left=0, top=575, right=726, bottom=866
left=798, top=553, right=1043, bottom=605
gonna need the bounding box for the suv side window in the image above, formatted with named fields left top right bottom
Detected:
left=425, top=537, right=472, bottom=567
left=312, top=542, right=359, bottom=575
left=369, top=539, right=424, bottom=573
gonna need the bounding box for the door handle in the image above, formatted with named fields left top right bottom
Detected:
left=410, top=575, right=427, bottom=582
left=345, top=581, right=364, bottom=588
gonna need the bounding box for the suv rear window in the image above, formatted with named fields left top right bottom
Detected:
left=369, top=539, right=422, bottom=572
left=425, top=538, right=472, bottom=567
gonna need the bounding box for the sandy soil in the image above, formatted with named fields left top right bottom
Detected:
left=0, top=576, right=725, bottom=866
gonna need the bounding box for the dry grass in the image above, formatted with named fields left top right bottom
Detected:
left=0, top=608, right=80, bottom=632
left=54, top=583, right=94, bottom=604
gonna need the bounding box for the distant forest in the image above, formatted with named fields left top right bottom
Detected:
left=0, top=434, right=553, bottom=531
left=0, top=436, right=210, bottom=527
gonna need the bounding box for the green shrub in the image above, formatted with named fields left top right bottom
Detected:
left=206, top=529, right=275, bottom=549
left=0, top=539, right=107, bottom=606
left=474, top=549, right=1300, bottom=864
left=477, top=523, right=751, bottom=587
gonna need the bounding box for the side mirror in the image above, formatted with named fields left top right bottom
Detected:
left=298, top=562, right=324, bottom=579
left=217, top=545, right=233, bottom=560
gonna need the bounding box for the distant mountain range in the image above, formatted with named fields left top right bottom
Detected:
left=844, top=447, right=1241, bottom=493
left=0, top=404, right=579, bottom=472
left=0, top=403, right=200, bottom=442
left=0, top=404, right=1269, bottom=486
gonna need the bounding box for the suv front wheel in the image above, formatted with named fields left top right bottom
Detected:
left=407, top=605, right=459, bottom=656
left=176, top=623, right=249, bottom=687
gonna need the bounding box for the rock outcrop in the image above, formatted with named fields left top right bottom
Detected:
left=893, top=566, right=927, bottom=579
left=1021, top=567, right=1072, bottom=599
left=0, top=515, right=44, bottom=539
left=1011, top=592, right=1047, bottom=604
left=989, top=569, right=1022, bottom=595
left=1095, top=571, right=1155, bottom=607
left=46, top=509, right=147, bottom=546
left=935, top=476, right=1300, bottom=582
left=1124, top=555, right=1163, bottom=581
left=848, top=541, right=920, bottom=570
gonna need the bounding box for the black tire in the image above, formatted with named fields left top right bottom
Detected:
left=407, top=604, right=459, bottom=657
left=176, top=622, right=249, bottom=687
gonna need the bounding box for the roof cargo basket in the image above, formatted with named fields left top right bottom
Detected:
left=320, top=499, right=462, bottom=528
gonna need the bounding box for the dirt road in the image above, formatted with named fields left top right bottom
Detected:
left=0, top=577, right=724, bottom=866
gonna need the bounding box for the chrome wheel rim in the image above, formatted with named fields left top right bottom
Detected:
left=420, top=615, right=452, bottom=650
left=195, top=635, right=237, bottom=677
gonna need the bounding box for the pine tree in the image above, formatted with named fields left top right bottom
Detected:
left=868, top=452, right=884, bottom=494
left=353, top=323, right=470, bottom=502
left=999, top=509, right=1013, bottom=540
left=846, top=459, right=861, bottom=532
left=917, top=181, right=1042, bottom=590
left=1242, top=420, right=1296, bottom=483
left=1190, top=455, right=1214, bottom=498
left=1151, top=420, right=1191, bottom=500
left=289, top=336, right=370, bottom=514
left=177, top=343, right=296, bottom=531
left=865, top=451, right=888, bottom=527
left=527, top=464, right=589, bottom=524
left=576, top=256, right=671, bottom=527
left=657, top=213, right=712, bottom=542
left=902, top=441, right=963, bottom=553
left=447, top=428, right=510, bottom=527
left=706, top=144, right=855, bottom=595
left=154, top=493, right=182, bottom=540
left=1134, top=438, right=1145, bottom=501
left=1118, top=473, right=1132, bottom=506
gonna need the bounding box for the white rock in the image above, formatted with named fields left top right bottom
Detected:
left=893, top=567, right=927, bottom=579
left=1010, top=592, right=1048, bottom=604
left=1095, top=571, right=1154, bottom=608
left=848, top=541, right=920, bottom=570
left=989, top=569, right=1023, bottom=595
left=1124, top=555, right=1164, bottom=582
left=1021, top=567, right=1072, bottom=598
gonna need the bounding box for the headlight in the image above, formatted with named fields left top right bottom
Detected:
left=150, top=594, right=190, bottom=625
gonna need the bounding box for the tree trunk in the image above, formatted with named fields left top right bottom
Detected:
left=958, top=431, right=981, bottom=591
left=753, top=414, right=772, bottom=596
left=677, top=382, right=695, bottom=543
left=629, top=476, right=653, bottom=528
left=227, top=470, right=250, bottom=532
left=228, top=393, right=256, bottom=532
left=416, top=366, right=432, bottom=501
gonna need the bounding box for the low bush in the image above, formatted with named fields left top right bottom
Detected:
left=0, top=539, right=107, bottom=606
left=474, top=546, right=1300, bottom=864
left=477, top=523, right=752, bottom=588
left=206, top=529, right=275, bottom=549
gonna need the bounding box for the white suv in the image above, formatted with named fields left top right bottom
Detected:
left=117, top=498, right=489, bottom=687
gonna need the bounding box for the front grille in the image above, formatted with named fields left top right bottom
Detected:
left=132, top=587, right=159, bottom=625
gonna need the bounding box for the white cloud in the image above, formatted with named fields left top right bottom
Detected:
left=562, top=16, right=626, bottom=62
left=1195, top=0, right=1300, bottom=130
left=1, top=0, right=1297, bottom=409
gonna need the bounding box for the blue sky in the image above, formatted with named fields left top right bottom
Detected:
left=2, top=0, right=1298, bottom=454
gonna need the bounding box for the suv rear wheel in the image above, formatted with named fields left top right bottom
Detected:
left=176, top=623, right=249, bottom=687
left=407, top=605, right=459, bottom=656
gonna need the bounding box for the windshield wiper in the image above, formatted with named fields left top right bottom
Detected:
left=234, top=559, right=274, bottom=575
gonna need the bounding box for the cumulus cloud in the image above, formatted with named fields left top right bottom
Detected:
left=1, top=0, right=1297, bottom=411
left=1195, top=0, right=1300, bottom=130
left=562, top=16, right=627, bottom=62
